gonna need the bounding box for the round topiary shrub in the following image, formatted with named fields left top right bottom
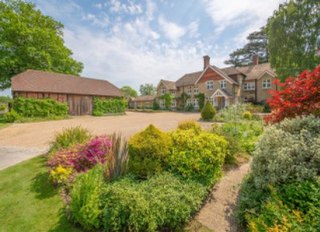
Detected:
left=128, top=125, right=172, bottom=178
left=177, top=120, right=202, bottom=134
left=242, top=111, right=252, bottom=120
left=201, top=101, right=216, bottom=121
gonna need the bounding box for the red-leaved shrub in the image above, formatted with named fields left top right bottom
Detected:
left=265, top=65, right=320, bottom=124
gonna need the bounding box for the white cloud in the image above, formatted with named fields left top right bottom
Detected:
left=109, top=0, right=143, bottom=15
left=158, top=16, right=186, bottom=41
left=82, top=13, right=110, bottom=28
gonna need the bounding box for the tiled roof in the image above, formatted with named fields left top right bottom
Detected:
left=11, top=70, right=122, bottom=97
left=160, top=79, right=176, bottom=90
left=131, top=95, right=155, bottom=102
left=237, top=63, right=275, bottom=80
left=175, top=71, right=202, bottom=87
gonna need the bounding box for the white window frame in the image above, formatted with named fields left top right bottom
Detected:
left=262, top=79, right=271, bottom=89
left=220, top=80, right=226, bottom=89
left=171, top=99, right=176, bottom=108
left=193, top=99, right=199, bottom=108
left=159, top=99, right=165, bottom=108
left=194, top=87, right=199, bottom=95
left=244, top=82, right=255, bottom=91
left=187, top=86, right=192, bottom=95
left=160, top=88, right=166, bottom=95
left=206, top=80, right=214, bottom=90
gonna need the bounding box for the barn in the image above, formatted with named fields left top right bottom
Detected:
left=11, top=69, right=123, bottom=115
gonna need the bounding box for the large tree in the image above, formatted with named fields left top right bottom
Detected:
left=224, top=27, right=268, bottom=66
left=120, top=85, right=138, bottom=99
left=267, top=0, right=320, bottom=81
left=0, top=0, right=83, bottom=89
left=139, top=83, right=156, bottom=96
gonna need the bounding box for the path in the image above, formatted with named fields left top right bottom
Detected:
left=196, top=160, right=251, bottom=232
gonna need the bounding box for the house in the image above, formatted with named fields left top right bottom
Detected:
left=11, top=69, right=122, bottom=115
left=156, top=55, right=277, bottom=110
left=129, top=95, right=155, bottom=109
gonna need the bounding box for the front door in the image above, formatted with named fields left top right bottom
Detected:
left=216, top=96, right=225, bottom=110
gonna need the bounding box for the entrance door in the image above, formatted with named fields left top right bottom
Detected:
left=67, top=95, right=93, bottom=115
left=216, top=96, right=225, bottom=110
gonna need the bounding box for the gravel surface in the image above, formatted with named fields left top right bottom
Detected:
left=0, top=112, right=202, bottom=169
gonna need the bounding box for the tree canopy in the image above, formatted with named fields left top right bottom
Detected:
left=120, top=85, right=138, bottom=99
left=224, top=27, right=268, bottom=67
left=139, top=83, right=156, bottom=96
left=0, top=0, right=83, bottom=89
left=267, top=0, right=320, bottom=81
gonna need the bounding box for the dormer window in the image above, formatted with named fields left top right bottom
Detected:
left=220, top=80, right=226, bottom=89
left=206, top=80, right=214, bottom=90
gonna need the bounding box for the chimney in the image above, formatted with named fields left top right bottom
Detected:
left=252, top=54, right=259, bottom=65
left=203, top=55, right=210, bottom=69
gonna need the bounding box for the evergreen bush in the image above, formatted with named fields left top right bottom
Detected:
left=201, top=101, right=216, bottom=120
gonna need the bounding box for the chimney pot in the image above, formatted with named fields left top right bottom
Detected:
left=252, top=54, right=259, bottom=65
left=203, top=55, right=210, bottom=69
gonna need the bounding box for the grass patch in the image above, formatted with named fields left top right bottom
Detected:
left=0, top=156, right=81, bottom=232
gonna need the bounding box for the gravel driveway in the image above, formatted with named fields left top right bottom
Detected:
left=0, top=112, right=203, bottom=170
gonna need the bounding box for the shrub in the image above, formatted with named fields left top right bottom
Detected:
left=185, top=103, right=194, bottom=112
left=0, top=104, right=6, bottom=111
left=168, top=129, right=227, bottom=185
left=128, top=125, right=172, bottom=178
left=3, top=110, right=20, bottom=122
left=12, top=97, right=68, bottom=118
left=242, top=111, right=252, bottom=120
left=152, top=100, right=160, bottom=110
left=265, top=65, right=320, bottom=124
left=92, top=97, right=126, bottom=116
left=177, top=120, right=202, bottom=134
left=50, top=126, right=91, bottom=153
left=251, top=116, right=320, bottom=188
left=49, top=165, right=73, bottom=185
left=201, top=101, right=216, bottom=120
left=101, top=173, right=207, bottom=231
left=69, top=165, right=105, bottom=231
left=214, top=104, right=248, bottom=121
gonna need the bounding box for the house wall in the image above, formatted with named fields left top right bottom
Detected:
left=256, top=73, right=277, bottom=102
left=131, top=101, right=153, bottom=109
left=241, top=80, right=256, bottom=102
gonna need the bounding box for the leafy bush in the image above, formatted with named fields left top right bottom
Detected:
left=242, top=111, right=252, bottom=120
left=251, top=115, right=320, bottom=188
left=50, top=126, right=91, bottom=153
left=265, top=65, right=320, bottom=123
left=101, top=173, right=207, bottom=231
left=3, top=110, right=20, bottom=122
left=0, top=105, right=6, bottom=111
left=12, top=97, right=68, bottom=118
left=214, top=104, right=248, bottom=121
left=92, top=97, right=126, bottom=116
left=185, top=103, right=194, bottom=112
left=177, top=120, right=202, bottom=134
left=128, top=125, right=172, bottom=178
left=152, top=100, right=160, bottom=110
left=168, top=129, right=227, bottom=185
left=201, top=101, right=216, bottom=120
left=69, top=165, right=104, bottom=231
left=49, top=165, right=73, bottom=185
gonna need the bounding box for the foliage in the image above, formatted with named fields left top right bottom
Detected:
left=195, top=93, right=205, bottom=110
left=152, top=100, right=160, bottom=110
left=179, top=92, right=190, bottom=108
left=0, top=0, right=83, bottom=90
left=0, top=96, right=11, bottom=104
left=69, top=165, right=104, bottom=231
left=3, top=109, right=20, bottom=122
left=50, top=126, right=91, bottom=153
left=139, top=83, right=156, bottom=96
left=214, top=104, right=248, bottom=121
left=242, top=111, right=253, bottom=120
left=120, top=85, right=137, bottom=99
left=0, top=104, right=6, bottom=111
left=159, top=93, right=174, bottom=110
left=265, top=66, right=320, bottom=124
left=12, top=97, right=68, bottom=119
left=267, top=0, right=320, bottom=81
left=168, top=129, right=227, bottom=185
left=245, top=103, right=265, bottom=113
left=177, top=120, right=202, bottom=134
left=185, top=103, right=194, bottom=112
left=252, top=116, right=320, bottom=188
left=49, top=165, right=73, bottom=185
left=201, top=101, right=216, bottom=121
left=92, top=97, right=127, bottom=116
left=101, top=173, right=207, bottom=231
left=128, top=125, right=172, bottom=178
left=224, top=27, right=268, bottom=66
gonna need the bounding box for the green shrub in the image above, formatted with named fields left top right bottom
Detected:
left=201, top=101, right=216, bottom=120
left=50, top=126, right=91, bottom=153
left=69, top=165, right=105, bottom=231
left=152, top=100, right=160, bottom=110
left=101, top=173, right=207, bottom=231
left=185, top=103, right=194, bottom=112
left=12, top=97, right=68, bottom=118
left=3, top=110, right=20, bottom=122
left=242, top=111, right=252, bottom=120
left=168, top=129, right=227, bottom=185
left=251, top=116, right=320, bottom=188
left=0, top=105, right=6, bottom=111
left=128, top=125, right=172, bottom=178
left=93, top=97, right=127, bottom=116
left=177, top=120, right=202, bottom=134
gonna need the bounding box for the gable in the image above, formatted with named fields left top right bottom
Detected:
left=197, top=68, right=224, bottom=83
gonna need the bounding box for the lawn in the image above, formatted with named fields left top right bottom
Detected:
left=0, top=155, right=82, bottom=232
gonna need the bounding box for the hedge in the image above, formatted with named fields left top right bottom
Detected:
left=92, top=97, right=127, bottom=116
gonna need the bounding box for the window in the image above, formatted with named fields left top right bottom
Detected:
left=193, top=99, right=199, bottom=108
left=262, top=79, right=271, bottom=89
left=171, top=100, right=176, bottom=108
left=159, top=99, right=165, bottom=108
left=206, top=80, right=214, bottom=90
left=244, top=82, right=255, bottom=91
left=186, top=99, right=192, bottom=106
left=187, top=86, right=192, bottom=95
left=194, top=87, right=199, bottom=94
left=160, top=88, right=166, bottom=95
left=220, top=80, right=226, bottom=89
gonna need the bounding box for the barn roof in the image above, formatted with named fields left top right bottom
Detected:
left=11, top=70, right=122, bottom=97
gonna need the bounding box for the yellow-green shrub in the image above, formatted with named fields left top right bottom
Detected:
left=178, top=120, right=202, bottom=134
left=128, top=125, right=172, bottom=178
left=242, top=111, right=252, bottom=120
left=201, top=101, right=216, bottom=121
left=49, top=165, right=73, bottom=185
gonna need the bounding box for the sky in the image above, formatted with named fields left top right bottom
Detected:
left=1, top=0, right=285, bottom=96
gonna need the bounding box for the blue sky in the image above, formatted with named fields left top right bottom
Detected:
left=1, top=0, right=285, bottom=95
